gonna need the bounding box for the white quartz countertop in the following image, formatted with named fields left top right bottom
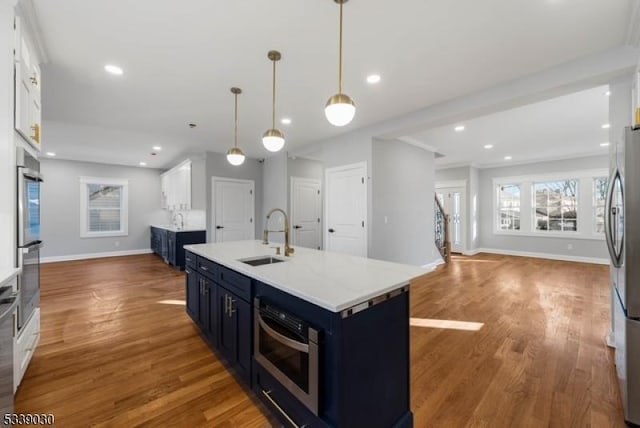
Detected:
left=150, top=224, right=206, bottom=232
left=184, top=241, right=429, bottom=312
left=0, top=267, right=21, bottom=288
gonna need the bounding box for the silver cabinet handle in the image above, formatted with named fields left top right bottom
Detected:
left=261, top=390, right=300, bottom=428
left=224, top=294, right=229, bottom=316
left=200, top=266, right=208, bottom=271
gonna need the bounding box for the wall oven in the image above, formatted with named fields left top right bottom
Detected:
left=254, top=298, right=320, bottom=416
left=17, top=147, right=42, bottom=330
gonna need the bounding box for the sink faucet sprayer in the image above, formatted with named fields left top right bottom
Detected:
left=263, top=208, right=294, bottom=257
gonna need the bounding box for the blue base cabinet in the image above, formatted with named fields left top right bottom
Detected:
left=185, top=250, right=413, bottom=428
left=151, top=227, right=205, bottom=270
left=185, top=251, right=252, bottom=385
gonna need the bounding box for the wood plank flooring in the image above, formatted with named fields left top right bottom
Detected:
left=15, top=253, right=624, bottom=427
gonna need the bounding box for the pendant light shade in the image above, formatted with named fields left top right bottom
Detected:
left=227, top=87, right=245, bottom=166
left=325, top=93, right=356, bottom=127
left=325, top=0, right=355, bottom=127
left=263, top=50, right=285, bottom=152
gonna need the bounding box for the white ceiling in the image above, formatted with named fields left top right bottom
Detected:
left=31, top=0, right=633, bottom=168
left=408, top=85, right=611, bottom=168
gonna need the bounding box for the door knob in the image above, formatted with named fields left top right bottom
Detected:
left=294, top=225, right=302, bottom=229
left=216, top=226, right=224, bottom=229
left=328, top=228, right=335, bottom=233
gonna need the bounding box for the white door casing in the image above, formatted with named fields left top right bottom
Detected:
left=211, top=177, right=255, bottom=242
left=290, top=177, right=322, bottom=250
left=435, top=184, right=465, bottom=254
left=325, top=162, right=367, bottom=257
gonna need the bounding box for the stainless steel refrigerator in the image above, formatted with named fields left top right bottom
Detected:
left=606, top=126, right=640, bottom=425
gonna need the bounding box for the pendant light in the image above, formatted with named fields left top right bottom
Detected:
left=227, top=87, right=246, bottom=166
left=325, top=0, right=355, bottom=127
left=262, top=50, right=285, bottom=152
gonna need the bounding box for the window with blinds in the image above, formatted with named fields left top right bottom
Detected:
left=80, top=177, right=129, bottom=238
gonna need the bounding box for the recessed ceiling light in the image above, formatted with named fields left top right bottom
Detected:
left=454, top=125, right=465, bottom=132
left=484, top=144, right=494, bottom=149
left=153, top=146, right=162, bottom=151
left=600, top=142, right=610, bottom=147
left=104, top=64, right=123, bottom=75
left=504, top=155, right=512, bottom=160
left=604, top=90, right=611, bottom=96
left=46, top=152, right=56, bottom=157
left=602, top=123, right=611, bottom=129
left=281, top=118, right=292, bottom=125
left=366, top=74, right=381, bottom=84
left=139, top=162, right=147, bottom=166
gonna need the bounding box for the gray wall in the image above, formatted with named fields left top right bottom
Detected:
left=262, top=152, right=288, bottom=243
left=205, top=151, right=263, bottom=241
left=40, top=158, right=168, bottom=259
left=371, top=140, right=438, bottom=266
left=478, top=155, right=608, bottom=260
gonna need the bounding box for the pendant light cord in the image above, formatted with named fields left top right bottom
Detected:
left=339, top=1, right=343, bottom=95
left=272, top=59, right=277, bottom=129
left=234, top=93, right=238, bottom=149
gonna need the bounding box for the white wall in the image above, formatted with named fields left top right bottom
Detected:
left=205, top=151, right=263, bottom=241
left=0, top=2, right=17, bottom=271
left=478, top=155, right=608, bottom=261
left=40, top=158, right=168, bottom=260
left=371, top=140, right=438, bottom=266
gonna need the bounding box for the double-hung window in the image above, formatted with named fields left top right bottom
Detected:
left=493, top=169, right=607, bottom=239
left=80, top=177, right=129, bottom=238
left=497, top=184, right=521, bottom=231
left=593, top=177, right=608, bottom=234
left=533, top=180, right=578, bottom=232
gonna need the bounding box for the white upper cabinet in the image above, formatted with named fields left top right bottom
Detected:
left=161, top=158, right=204, bottom=211
left=14, top=17, right=42, bottom=151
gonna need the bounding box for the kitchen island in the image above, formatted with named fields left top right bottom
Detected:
left=184, top=241, right=427, bottom=428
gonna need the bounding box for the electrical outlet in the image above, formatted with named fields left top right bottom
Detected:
left=384, top=216, right=388, bottom=224
left=114, top=241, right=120, bottom=247
left=567, top=243, right=573, bottom=250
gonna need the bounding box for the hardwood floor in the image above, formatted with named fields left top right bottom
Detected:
left=15, top=253, right=624, bottom=427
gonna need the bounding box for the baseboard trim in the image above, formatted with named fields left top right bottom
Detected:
left=462, top=248, right=481, bottom=256
left=422, top=258, right=446, bottom=271
left=41, top=249, right=153, bottom=264
left=474, top=247, right=608, bottom=265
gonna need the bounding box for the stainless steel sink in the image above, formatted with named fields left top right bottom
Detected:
left=239, top=256, right=286, bottom=267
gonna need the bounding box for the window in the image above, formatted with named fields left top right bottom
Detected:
left=80, top=177, right=128, bottom=238
left=497, top=184, right=521, bottom=231
left=593, top=177, right=608, bottom=234
left=493, top=169, right=607, bottom=240
left=533, top=180, right=578, bottom=232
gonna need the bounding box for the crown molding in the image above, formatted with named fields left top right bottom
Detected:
left=627, top=1, right=640, bottom=47
left=395, top=136, right=439, bottom=153
left=15, top=0, right=49, bottom=64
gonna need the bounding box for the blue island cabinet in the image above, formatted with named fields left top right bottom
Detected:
left=184, top=251, right=252, bottom=385
left=184, top=250, right=413, bottom=428
left=253, top=281, right=412, bottom=428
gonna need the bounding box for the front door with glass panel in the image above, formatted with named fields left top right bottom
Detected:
left=436, top=187, right=465, bottom=253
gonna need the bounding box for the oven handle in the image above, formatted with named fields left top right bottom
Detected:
left=257, top=312, right=309, bottom=353
left=0, top=297, right=17, bottom=324
left=21, top=241, right=43, bottom=253
left=20, top=168, right=44, bottom=182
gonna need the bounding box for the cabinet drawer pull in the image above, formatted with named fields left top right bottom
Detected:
left=224, top=294, right=229, bottom=315
left=228, top=298, right=236, bottom=316
left=261, top=390, right=300, bottom=428
left=200, top=266, right=208, bottom=271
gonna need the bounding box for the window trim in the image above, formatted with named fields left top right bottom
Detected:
left=79, top=176, right=129, bottom=238
left=492, top=168, right=607, bottom=241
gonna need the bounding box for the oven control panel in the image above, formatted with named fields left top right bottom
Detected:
left=261, top=302, right=306, bottom=338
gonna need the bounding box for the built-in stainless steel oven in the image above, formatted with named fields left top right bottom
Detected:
left=17, top=147, right=42, bottom=330
left=254, top=298, right=319, bottom=415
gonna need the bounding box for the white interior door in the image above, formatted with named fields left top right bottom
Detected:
left=290, top=177, right=321, bottom=250
left=212, top=178, right=255, bottom=242
left=325, top=163, right=367, bottom=257
left=436, top=186, right=465, bottom=253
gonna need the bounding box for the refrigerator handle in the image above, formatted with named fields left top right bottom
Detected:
left=604, top=168, right=622, bottom=267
